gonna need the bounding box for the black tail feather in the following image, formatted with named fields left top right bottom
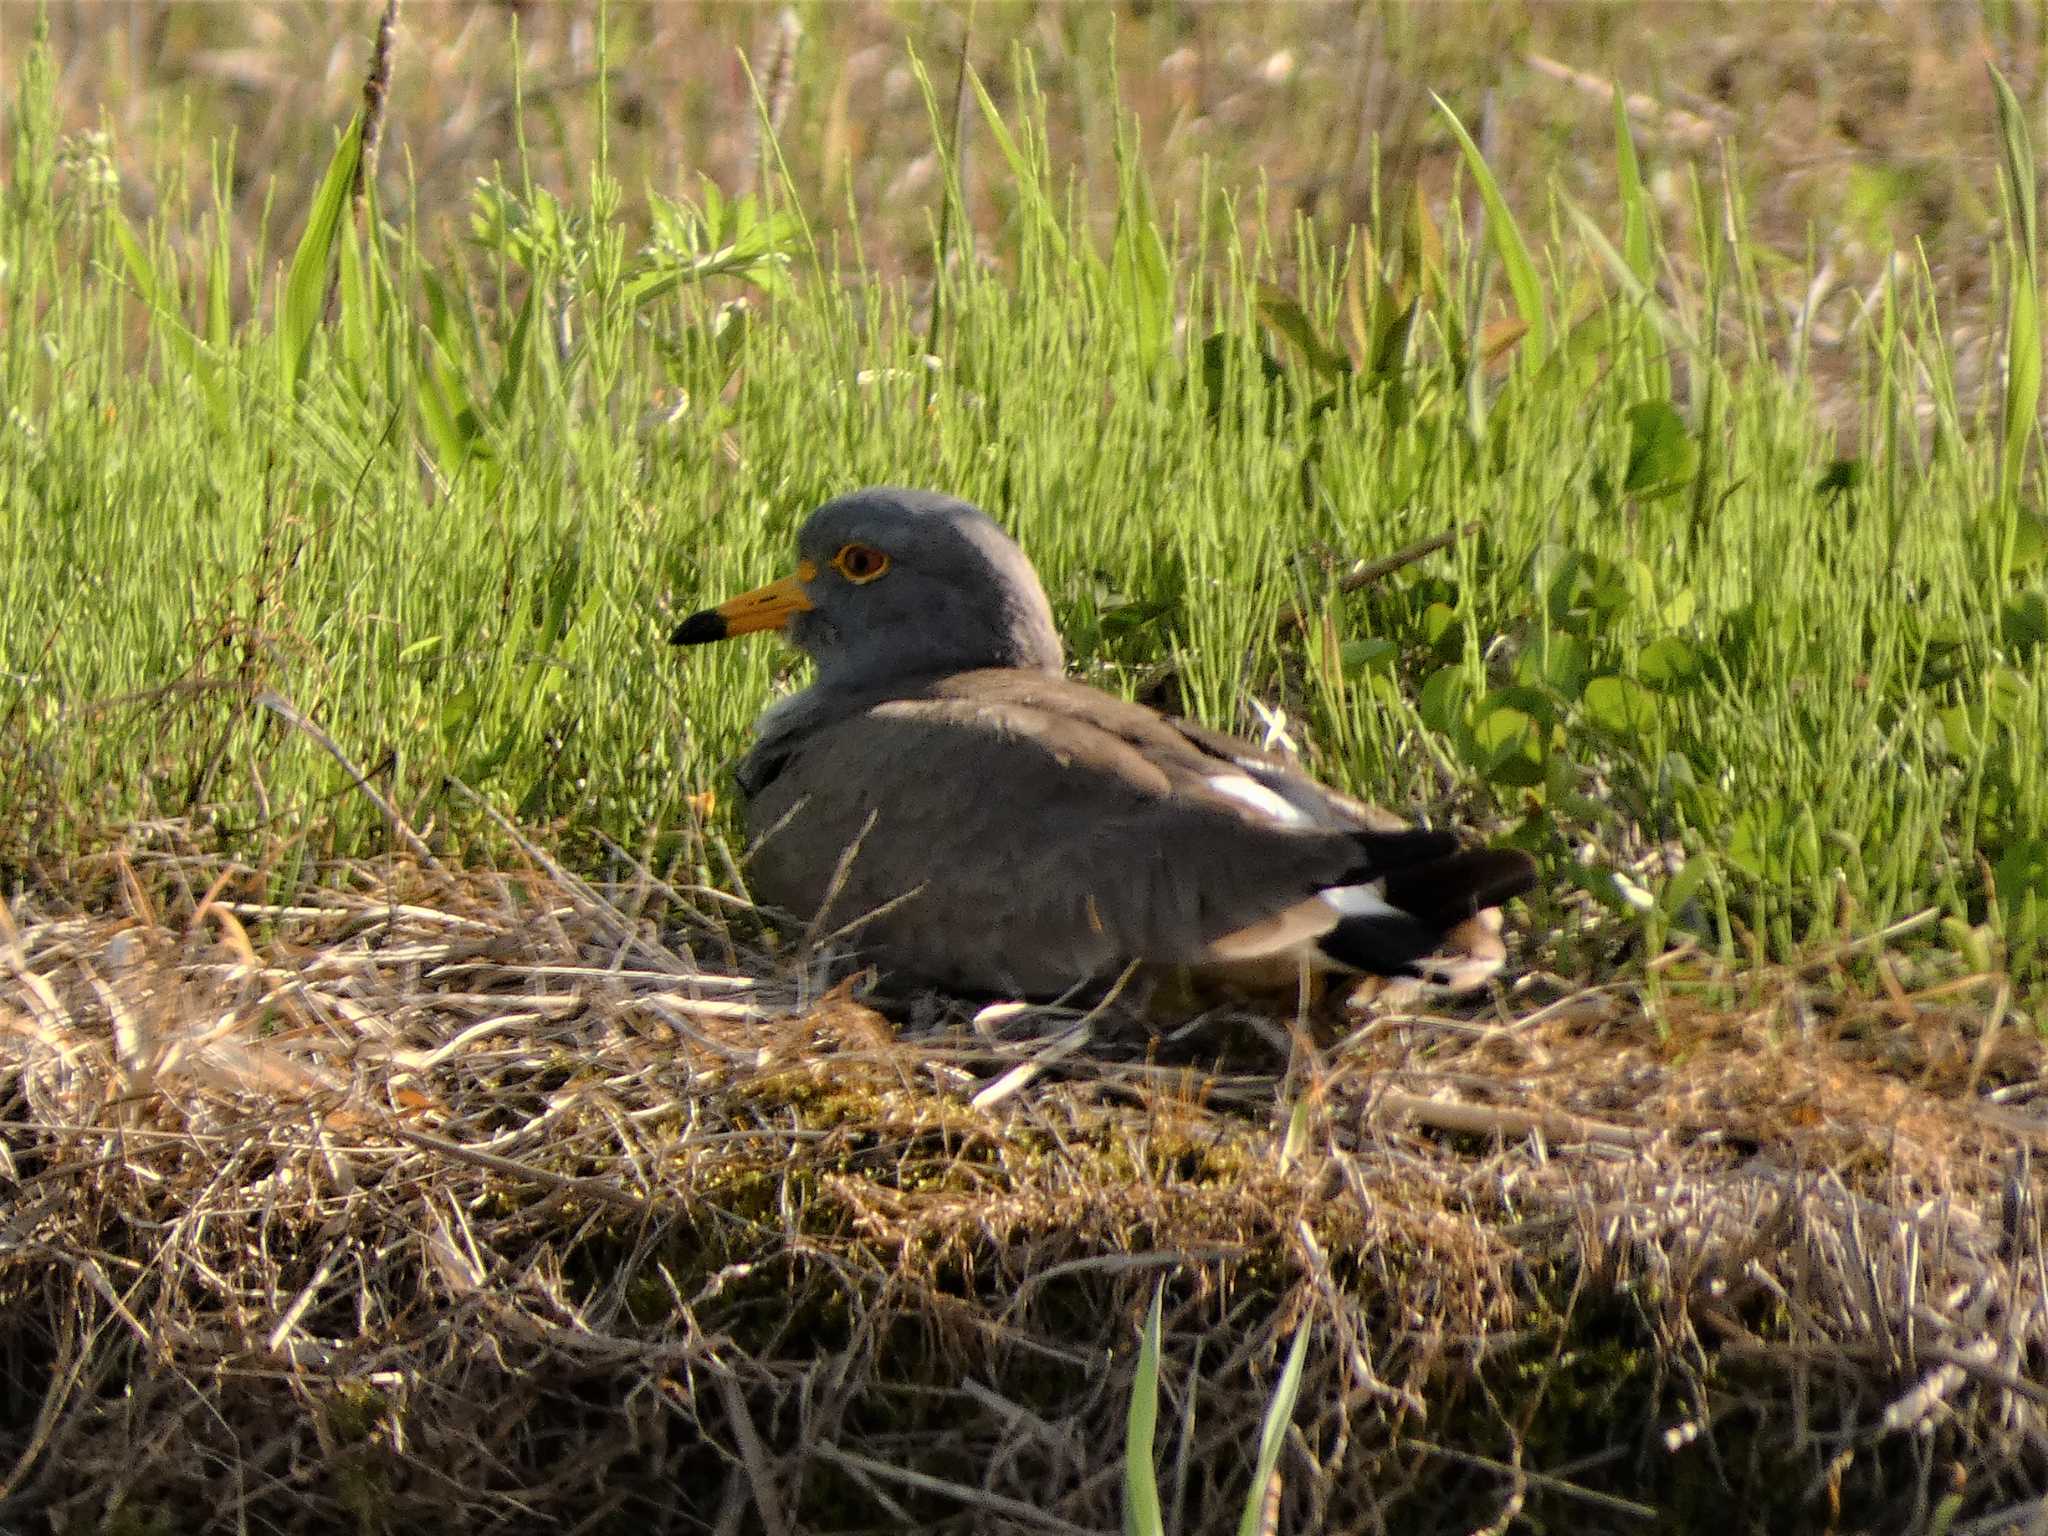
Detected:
left=1315, top=907, right=1440, bottom=977
left=1317, top=844, right=1539, bottom=978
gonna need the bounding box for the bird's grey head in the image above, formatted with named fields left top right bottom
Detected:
left=672, top=488, right=1064, bottom=695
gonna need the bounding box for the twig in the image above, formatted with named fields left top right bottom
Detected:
left=1279, top=521, right=1482, bottom=632
left=389, top=1127, right=657, bottom=1216
left=1914, top=1341, right=2048, bottom=1410
left=1404, top=1438, right=1658, bottom=1521
left=255, top=690, right=441, bottom=871
left=811, top=1441, right=1107, bottom=1535
left=1332, top=520, right=1484, bottom=593
left=969, top=962, right=1140, bottom=1110
left=1373, top=1088, right=1648, bottom=1149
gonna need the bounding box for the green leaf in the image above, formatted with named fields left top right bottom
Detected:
left=1622, top=399, right=1694, bottom=497
left=110, top=209, right=160, bottom=308
left=491, top=274, right=540, bottom=423
left=2013, top=509, right=2048, bottom=573
left=1985, top=664, right=2029, bottom=724
left=1339, top=637, right=1399, bottom=672
left=1470, top=700, right=1547, bottom=786
left=1421, top=601, right=1459, bottom=647
left=1936, top=703, right=1981, bottom=759
left=1657, top=750, right=1695, bottom=795
left=1565, top=199, right=1697, bottom=352
left=278, top=111, right=364, bottom=389
left=415, top=336, right=472, bottom=477
left=1111, top=195, right=1173, bottom=376
left=1418, top=665, right=1475, bottom=737
left=1583, top=674, right=1658, bottom=733
left=2002, top=591, right=2048, bottom=650
left=1257, top=286, right=1352, bottom=381
left=1638, top=635, right=1703, bottom=690
left=440, top=683, right=483, bottom=745
left=1992, top=65, right=2038, bottom=262
left=1367, top=289, right=1419, bottom=386
left=1659, top=853, right=1715, bottom=917
left=1530, top=543, right=1633, bottom=629
left=336, top=216, right=373, bottom=379
left=1123, top=1288, right=1165, bottom=1536
left=1433, top=94, right=1549, bottom=361
left=1516, top=632, right=1591, bottom=698
left=1235, top=1321, right=1311, bottom=1536
left=1996, top=838, right=2048, bottom=904
left=1727, top=808, right=1776, bottom=881
left=1475, top=683, right=1559, bottom=730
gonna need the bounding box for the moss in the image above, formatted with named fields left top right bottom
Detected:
left=323, top=1382, right=391, bottom=1445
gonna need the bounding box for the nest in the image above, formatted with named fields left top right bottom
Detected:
left=2, top=841, right=2045, bottom=1535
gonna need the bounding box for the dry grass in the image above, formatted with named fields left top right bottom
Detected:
left=3, top=835, right=2044, bottom=1534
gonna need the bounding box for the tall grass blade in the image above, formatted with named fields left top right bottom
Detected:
left=1234, top=1320, right=1311, bottom=1536
left=110, top=211, right=226, bottom=425
left=1433, top=93, right=1549, bottom=361
left=1112, top=164, right=1173, bottom=376
left=205, top=203, right=232, bottom=352
left=5, top=21, right=56, bottom=225
left=1567, top=200, right=1697, bottom=352
left=278, top=111, right=364, bottom=389
left=1612, top=83, right=1655, bottom=285
left=1123, top=1286, right=1166, bottom=1536
left=967, top=62, right=1067, bottom=263
left=1990, top=64, right=2040, bottom=535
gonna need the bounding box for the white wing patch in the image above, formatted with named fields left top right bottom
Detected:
left=1206, top=774, right=1317, bottom=828
left=1318, top=880, right=1398, bottom=920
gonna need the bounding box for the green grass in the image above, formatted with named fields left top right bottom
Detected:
left=3, top=27, right=2046, bottom=989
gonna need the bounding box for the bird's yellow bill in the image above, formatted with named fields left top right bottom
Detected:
left=672, top=561, right=816, bottom=644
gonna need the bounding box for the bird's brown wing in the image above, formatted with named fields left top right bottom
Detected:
left=928, top=671, right=1409, bottom=831
left=743, top=686, right=1365, bottom=996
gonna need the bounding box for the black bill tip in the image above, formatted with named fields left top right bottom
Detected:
left=671, top=609, right=730, bottom=646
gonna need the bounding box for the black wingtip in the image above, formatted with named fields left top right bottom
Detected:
left=1351, top=827, right=1462, bottom=871
left=671, top=609, right=729, bottom=646
left=1382, top=847, right=1540, bottom=926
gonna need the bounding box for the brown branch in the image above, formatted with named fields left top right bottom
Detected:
left=354, top=0, right=401, bottom=207
left=1279, top=519, right=1483, bottom=633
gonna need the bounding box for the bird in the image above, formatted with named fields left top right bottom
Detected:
left=672, top=488, right=1538, bottom=1001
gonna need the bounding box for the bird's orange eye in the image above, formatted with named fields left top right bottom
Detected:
left=832, top=543, right=891, bottom=583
